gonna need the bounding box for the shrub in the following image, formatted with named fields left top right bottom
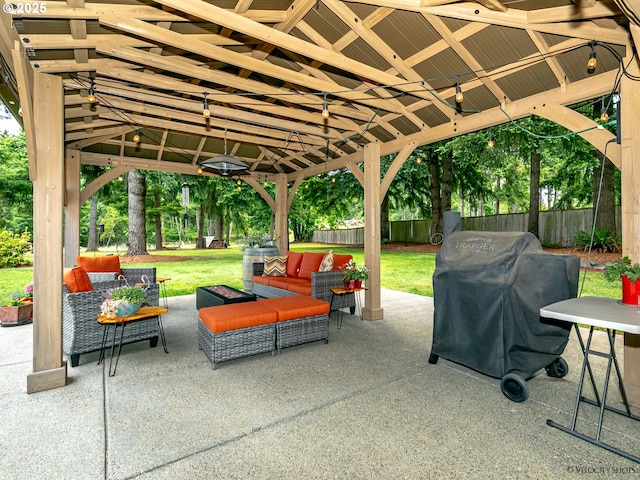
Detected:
left=0, top=230, right=32, bottom=268
left=573, top=228, right=619, bottom=253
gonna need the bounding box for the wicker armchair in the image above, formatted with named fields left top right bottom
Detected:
left=62, top=280, right=160, bottom=367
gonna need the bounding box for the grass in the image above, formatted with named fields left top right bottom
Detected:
left=0, top=242, right=622, bottom=301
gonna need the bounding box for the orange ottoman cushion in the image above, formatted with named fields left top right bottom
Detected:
left=199, top=302, right=277, bottom=333
left=260, top=296, right=329, bottom=321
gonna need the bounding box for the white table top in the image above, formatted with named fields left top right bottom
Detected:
left=540, top=296, right=640, bottom=334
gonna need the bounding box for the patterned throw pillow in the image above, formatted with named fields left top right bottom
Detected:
left=319, top=250, right=334, bottom=272
left=263, top=256, right=288, bottom=277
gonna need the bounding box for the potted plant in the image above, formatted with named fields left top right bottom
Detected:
left=603, top=256, right=640, bottom=305
left=101, top=285, right=148, bottom=318
left=0, top=286, right=34, bottom=326
left=339, top=260, right=369, bottom=289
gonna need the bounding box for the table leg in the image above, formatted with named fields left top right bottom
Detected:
left=546, top=326, right=640, bottom=463
left=160, top=281, right=168, bottom=308
left=97, top=325, right=110, bottom=365
left=157, top=314, right=168, bottom=353
left=108, top=323, right=127, bottom=377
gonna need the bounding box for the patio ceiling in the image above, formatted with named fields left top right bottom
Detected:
left=0, top=0, right=637, bottom=182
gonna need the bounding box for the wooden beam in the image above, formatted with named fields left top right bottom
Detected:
left=362, top=142, right=383, bottom=321
left=12, top=41, right=37, bottom=180
left=528, top=3, right=620, bottom=24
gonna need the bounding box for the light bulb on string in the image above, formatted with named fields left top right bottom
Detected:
left=202, top=92, right=211, bottom=119
left=416, top=157, right=421, bottom=164
left=454, top=75, right=463, bottom=104
left=197, top=167, right=203, bottom=175
left=600, top=110, right=609, bottom=123
left=87, top=79, right=96, bottom=104
left=321, top=93, right=329, bottom=120
left=132, top=127, right=141, bottom=143
left=487, top=129, right=494, bottom=149
left=237, top=179, right=242, bottom=186
left=587, top=41, right=597, bottom=72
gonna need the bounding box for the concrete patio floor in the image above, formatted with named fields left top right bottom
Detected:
left=1, top=289, right=639, bottom=479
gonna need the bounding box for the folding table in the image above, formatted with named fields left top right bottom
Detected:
left=540, top=296, right=640, bottom=463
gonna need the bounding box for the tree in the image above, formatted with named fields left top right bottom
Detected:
left=0, top=132, right=32, bottom=232
left=126, top=170, right=148, bottom=255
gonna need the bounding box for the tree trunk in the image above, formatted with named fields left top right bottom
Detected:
left=196, top=202, right=206, bottom=249
left=428, top=148, right=443, bottom=235
left=528, top=149, right=541, bottom=237
left=593, top=153, right=617, bottom=234
left=381, top=194, right=390, bottom=241
left=441, top=151, right=452, bottom=211
left=126, top=170, right=148, bottom=256
left=86, top=196, right=99, bottom=251
left=154, top=191, right=163, bottom=250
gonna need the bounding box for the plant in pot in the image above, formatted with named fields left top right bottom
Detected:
left=0, top=286, right=34, bottom=326
left=340, top=260, right=369, bottom=289
left=101, top=285, right=148, bottom=318
left=603, top=256, right=640, bottom=305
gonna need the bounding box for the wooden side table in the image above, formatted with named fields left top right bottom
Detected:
left=330, top=286, right=366, bottom=328
left=98, top=306, right=168, bottom=376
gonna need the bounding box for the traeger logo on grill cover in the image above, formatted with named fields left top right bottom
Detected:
left=455, top=241, right=496, bottom=251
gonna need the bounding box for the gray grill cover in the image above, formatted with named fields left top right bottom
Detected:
left=431, top=231, right=579, bottom=378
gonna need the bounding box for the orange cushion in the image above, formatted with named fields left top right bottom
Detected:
left=298, top=253, right=324, bottom=279
left=63, top=267, right=94, bottom=293
left=259, top=296, right=330, bottom=321
left=286, top=251, right=303, bottom=278
left=285, top=282, right=312, bottom=296
left=199, top=302, right=277, bottom=333
left=332, top=254, right=353, bottom=270
left=76, top=255, right=122, bottom=274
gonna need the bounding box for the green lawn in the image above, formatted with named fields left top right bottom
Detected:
left=0, top=242, right=621, bottom=301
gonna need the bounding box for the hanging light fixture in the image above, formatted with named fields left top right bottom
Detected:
left=87, top=78, right=96, bottom=104
left=202, top=92, right=211, bottom=119
left=454, top=75, right=464, bottom=104
left=321, top=93, right=329, bottom=120
left=487, top=128, right=494, bottom=149
left=587, top=41, right=597, bottom=72
left=132, top=126, right=141, bottom=143
left=197, top=126, right=248, bottom=176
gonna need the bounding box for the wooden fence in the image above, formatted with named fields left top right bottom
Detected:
left=312, top=207, right=621, bottom=247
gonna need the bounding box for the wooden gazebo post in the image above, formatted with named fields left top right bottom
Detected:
left=27, top=71, right=67, bottom=393
left=362, top=143, right=383, bottom=321
left=620, top=58, right=640, bottom=408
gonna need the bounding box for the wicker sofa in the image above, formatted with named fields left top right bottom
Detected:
left=251, top=251, right=355, bottom=312
left=63, top=268, right=160, bottom=367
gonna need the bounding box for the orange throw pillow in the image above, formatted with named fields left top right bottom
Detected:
left=76, top=255, right=122, bottom=274
left=63, top=267, right=94, bottom=293
left=286, top=251, right=303, bottom=278
left=298, top=252, right=325, bottom=279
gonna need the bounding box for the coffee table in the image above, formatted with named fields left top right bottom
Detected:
left=196, top=285, right=256, bottom=309
left=97, top=306, right=168, bottom=376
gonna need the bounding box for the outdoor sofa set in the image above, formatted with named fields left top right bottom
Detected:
left=198, top=251, right=355, bottom=369
left=62, top=256, right=160, bottom=367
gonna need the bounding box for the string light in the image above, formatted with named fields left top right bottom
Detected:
left=487, top=128, right=494, bottom=149
left=237, top=179, right=242, bottom=186
left=416, top=157, right=422, bottom=164
left=87, top=79, right=96, bottom=103
left=600, top=110, right=609, bottom=123
left=587, top=40, right=597, bottom=72
left=202, top=92, right=211, bottom=119
left=197, top=167, right=203, bottom=175
left=454, top=75, right=463, bottom=104
left=321, top=93, right=329, bottom=120
left=132, top=126, right=141, bottom=143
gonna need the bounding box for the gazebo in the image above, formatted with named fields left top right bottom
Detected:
left=0, top=0, right=638, bottom=395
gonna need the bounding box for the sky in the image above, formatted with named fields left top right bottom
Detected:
left=0, top=114, right=22, bottom=135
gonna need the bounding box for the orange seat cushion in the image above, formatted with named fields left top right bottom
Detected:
left=76, top=255, right=122, bottom=274
left=259, top=296, right=330, bottom=321
left=199, top=302, right=277, bottom=333
left=63, top=267, right=94, bottom=293
left=297, top=252, right=325, bottom=279
left=285, top=282, right=312, bottom=296
left=286, top=251, right=303, bottom=278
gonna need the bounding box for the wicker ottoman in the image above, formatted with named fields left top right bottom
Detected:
left=259, top=296, right=330, bottom=352
left=198, top=302, right=277, bottom=369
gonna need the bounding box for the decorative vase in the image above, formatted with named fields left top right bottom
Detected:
left=114, top=302, right=143, bottom=317
left=621, top=275, right=640, bottom=306
left=344, top=279, right=356, bottom=289
left=0, top=303, right=33, bottom=325
left=354, top=279, right=362, bottom=289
